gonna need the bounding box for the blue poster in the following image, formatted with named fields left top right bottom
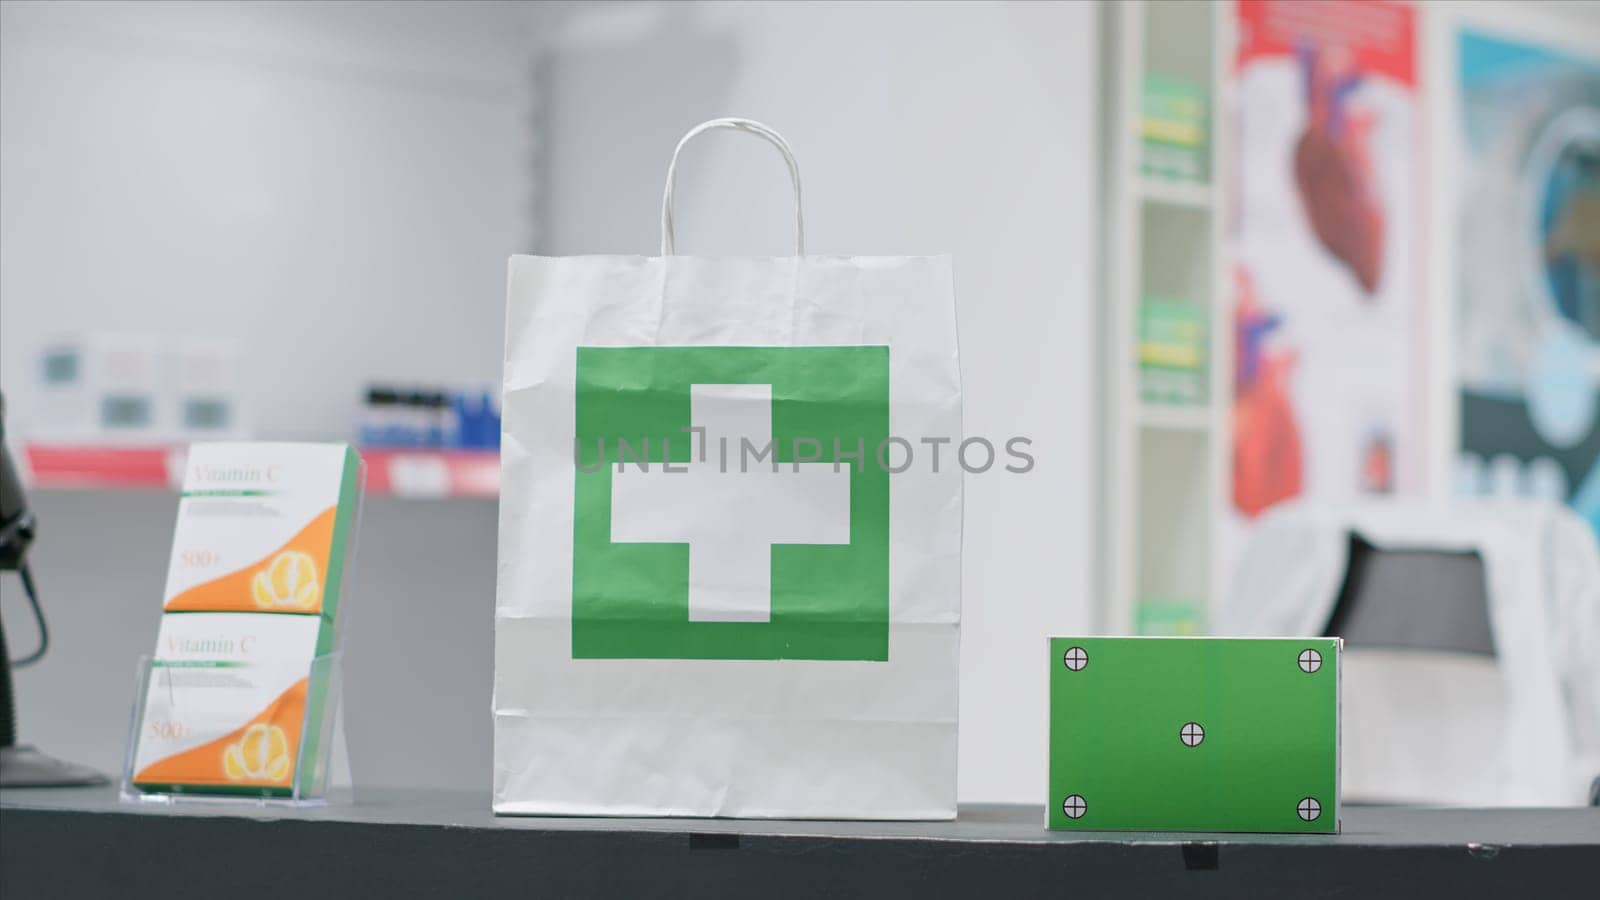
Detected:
left=1455, top=29, right=1600, bottom=534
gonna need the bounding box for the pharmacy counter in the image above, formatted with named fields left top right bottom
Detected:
left=3, top=786, right=1596, bottom=898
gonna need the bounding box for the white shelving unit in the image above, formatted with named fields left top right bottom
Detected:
left=1137, top=177, right=1215, bottom=211
left=1137, top=403, right=1213, bottom=433
left=1099, top=0, right=1231, bottom=636
left=21, top=444, right=501, bottom=500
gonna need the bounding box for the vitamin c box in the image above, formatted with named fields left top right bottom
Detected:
left=131, top=443, right=361, bottom=795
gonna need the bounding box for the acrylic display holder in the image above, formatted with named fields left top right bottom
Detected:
left=119, top=651, right=351, bottom=807
left=119, top=456, right=364, bottom=808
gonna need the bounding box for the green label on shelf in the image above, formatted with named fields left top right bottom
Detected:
left=1049, top=637, right=1340, bottom=833
left=1135, top=599, right=1206, bottom=636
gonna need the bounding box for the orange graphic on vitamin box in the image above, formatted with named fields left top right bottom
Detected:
left=223, top=723, right=292, bottom=782
left=165, top=506, right=335, bottom=613
left=134, top=677, right=308, bottom=791
left=252, top=552, right=320, bottom=610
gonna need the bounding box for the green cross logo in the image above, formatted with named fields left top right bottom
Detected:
left=572, top=346, right=890, bottom=660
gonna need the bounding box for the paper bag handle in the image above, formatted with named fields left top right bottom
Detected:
left=660, top=118, right=805, bottom=257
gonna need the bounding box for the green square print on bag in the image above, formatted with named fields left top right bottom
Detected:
left=572, top=346, right=889, bottom=660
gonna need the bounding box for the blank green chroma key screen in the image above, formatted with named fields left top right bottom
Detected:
left=1048, top=636, right=1339, bottom=833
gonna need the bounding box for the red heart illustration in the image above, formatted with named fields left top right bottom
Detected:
left=1294, top=47, right=1386, bottom=295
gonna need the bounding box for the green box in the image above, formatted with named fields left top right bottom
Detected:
left=1048, top=637, right=1340, bottom=833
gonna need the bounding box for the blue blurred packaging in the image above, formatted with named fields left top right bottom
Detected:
left=359, top=385, right=499, bottom=450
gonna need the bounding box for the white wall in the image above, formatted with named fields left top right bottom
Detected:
left=0, top=0, right=536, bottom=792
left=2, top=0, right=1100, bottom=804
left=541, top=0, right=1101, bottom=803
left=0, top=0, right=538, bottom=439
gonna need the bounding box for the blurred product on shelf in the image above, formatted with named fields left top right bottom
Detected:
left=1135, top=597, right=1207, bottom=636
left=357, top=384, right=500, bottom=450
left=29, top=333, right=245, bottom=443
left=172, top=337, right=243, bottom=438
left=1141, top=72, right=1208, bottom=183
left=452, top=391, right=502, bottom=450
left=1138, top=296, right=1208, bottom=406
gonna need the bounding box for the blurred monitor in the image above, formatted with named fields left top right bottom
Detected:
left=1324, top=532, right=1495, bottom=657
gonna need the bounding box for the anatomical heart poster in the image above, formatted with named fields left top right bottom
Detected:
left=1454, top=28, right=1600, bottom=535
left=1229, top=0, right=1422, bottom=534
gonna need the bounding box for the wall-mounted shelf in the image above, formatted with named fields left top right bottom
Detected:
left=23, top=444, right=499, bottom=500
left=1138, top=177, right=1215, bottom=210
left=23, top=444, right=185, bottom=490
left=358, top=448, right=499, bottom=499
left=1137, top=404, right=1213, bottom=433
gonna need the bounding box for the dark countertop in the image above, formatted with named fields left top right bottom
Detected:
left=4, top=786, right=1598, bottom=898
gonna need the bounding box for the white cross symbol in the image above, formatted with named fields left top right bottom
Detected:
left=610, top=383, right=851, bottom=622
left=1061, top=794, right=1087, bottom=819
left=1180, top=722, right=1205, bottom=747
left=1298, top=648, right=1323, bottom=673
left=1297, top=797, right=1321, bottom=821
left=1063, top=646, right=1088, bottom=671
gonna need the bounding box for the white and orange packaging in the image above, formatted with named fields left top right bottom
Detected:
left=131, top=442, right=361, bottom=795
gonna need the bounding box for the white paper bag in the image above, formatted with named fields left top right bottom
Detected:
left=493, top=119, right=961, bottom=819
